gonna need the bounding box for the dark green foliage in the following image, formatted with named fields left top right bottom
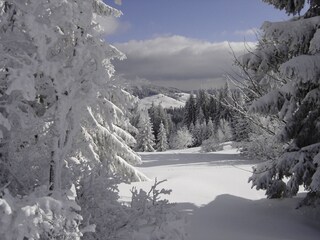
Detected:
left=246, top=0, right=320, bottom=204
left=183, top=94, right=197, bottom=128
left=262, top=0, right=305, bottom=15
left=148, top=103, right=171, bottom=142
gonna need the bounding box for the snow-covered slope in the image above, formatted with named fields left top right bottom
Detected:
left=119, top=145, right=320, bottom=240
left=174, top=92, right=190, bottom=103
left=139, top=93, right=185, bottom=109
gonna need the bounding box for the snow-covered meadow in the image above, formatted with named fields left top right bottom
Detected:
left=119, top=145, right=320, bottom=240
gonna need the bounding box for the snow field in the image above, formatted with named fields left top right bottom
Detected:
left=118, top=145, right=320, bottom=240
left=139, top=93, right=185, bottom=109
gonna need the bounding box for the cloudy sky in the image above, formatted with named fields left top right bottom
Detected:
left=103, top=0, right=289, bottom=90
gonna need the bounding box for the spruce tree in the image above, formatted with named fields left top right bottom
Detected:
left=205, top=118, right=215, bottom=140
left=156, top=121, right=169, bottom=151
left=184, top=94, right=197, bottom=128
left=135, top=112, right=155, bottom=152
left=245, top=0, right=320, bottom=202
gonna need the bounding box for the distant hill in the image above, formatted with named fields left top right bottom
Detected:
left=139, top=93, right=188, bottom=109
left=125, top=83, right=187, bottom=99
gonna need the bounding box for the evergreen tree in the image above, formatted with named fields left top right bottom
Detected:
left=156, top=121, right=169, bottom=151
left=191, top=120, right=202, bottom=147
left=0, top=0, right=151, bottom=238
left=198, top=107, right=206, bottom=124
left=0, top=0, right=125, bottom=193
left=184, top=94, right=197, bottom=128
left=0, top=1, right=186, bottom=239
left=205, top=118, right=215, bottom=140
left=135, top=112, right=155, bottom=152
left=244, top=0, right=320, bottom=202
left=208, top=95, right=218, bottom=122
left=76, top=86, right=147, bottom=182
left=231, top=115, right=252, bottom=142
left=196, top=89, right=210, bottom=123
left=148, top=103, right=170, bottom=141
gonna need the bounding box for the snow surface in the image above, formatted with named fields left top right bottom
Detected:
left=119, top=144, right=320, bottom=240
left=174, top=92, right=191, bottom=103
left=139, top=93, right=185, bottom=109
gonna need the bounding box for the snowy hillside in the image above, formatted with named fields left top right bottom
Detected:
left=119, top=145, right=320, bottom=240
left=139, top=93, right=186, bottom=109
left=125, top=83, right=183, bottom=99
left=174, top=92, right=190, bottom=102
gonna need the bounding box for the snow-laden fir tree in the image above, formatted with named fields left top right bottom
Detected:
left=135, top=111, right=156, bottom=152
left=196, top=89, right=210, bottom=123
left=72, top=85, right=148, bottom=182
left=184, top=94, right=197, bottom=128
left=205, top=118, right=215, bottom=140
left=148, top=103, right=171, bottom=141
left=244, top=0, right=320, bottom=203
left=156, top=121, right=168, bottom=151
left=191, top=120, right=202, bottom=146
left=0, top=0, right=154, bottom=239
left=0, top=0, right=126, bottom=193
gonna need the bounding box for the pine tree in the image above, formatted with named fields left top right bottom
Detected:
left=195, top=90, right=207, bottom=123
left=148, top=103, right=171, bottom=142
left=205, top=118, right=215, bottom=140
left=156, top=121, right=169, bottom=151
left=0, top=0, right=149, bottom=238
left=245, top=0, right=320, bottom=202
left=76, top=86, right=148, bottom=182
left=198, top=107, right=206, bottom=124
left=135, top=112, right=155, bottom=152
left=231, top=115, right=252, bottom=142
left=184, top=94, right=197, bottom=128
left=0, top=0, right=125, bottom=193
left=191, top=120, right=202, bottom=146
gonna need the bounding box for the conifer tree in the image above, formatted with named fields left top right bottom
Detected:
left=184, top=94, right=197, bottom=128
left=156, top=121, right=169, bottom=151
left=191, top=120, right=202, bottom=146
left=196, top=89, right=210, bottom=123
left=135, top=111, right=155, bottom=152
left=205, top=118, right=215, bottom=140
left=245, top=0, right=320, bottom=202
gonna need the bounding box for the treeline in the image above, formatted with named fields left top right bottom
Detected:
left=132, top=85, right=252, bottom=152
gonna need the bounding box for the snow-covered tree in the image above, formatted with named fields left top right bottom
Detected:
left=191, top=120, right=202, bottom=146
left=0, top=1, right=153, bottom=239
left=135, top=111, right=156, bottom=152
left=73, top=86, right=148, bottom=182
left=156, top=121, right=168, bottom=151
left=0, top=0, right=125, bottom=193
left=170, top=127, right=193, bottom=149
left=196, top=89, right=210, bottom=123
left=244, top=0, right=320, bottom=202
left=203, top=118, right=215, bottom=140
left=184, top=94, right=197, bottom=128
left=148, top=103, right=171, bottom=141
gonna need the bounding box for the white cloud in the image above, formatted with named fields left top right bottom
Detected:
left=94, top=15, right=130, bottom=36
left=113, top=35, right=256, bottom=90
left=234, top=28, right=260, bottom=36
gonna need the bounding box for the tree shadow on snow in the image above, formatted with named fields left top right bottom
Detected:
left=140, top=153, right=256, bottom=168
left=183, top=194, right=320, bottom=240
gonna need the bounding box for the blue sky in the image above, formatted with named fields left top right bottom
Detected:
left=105, top=0, right=289, bottom=43
left=102, top=0, right=291, bottom=90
